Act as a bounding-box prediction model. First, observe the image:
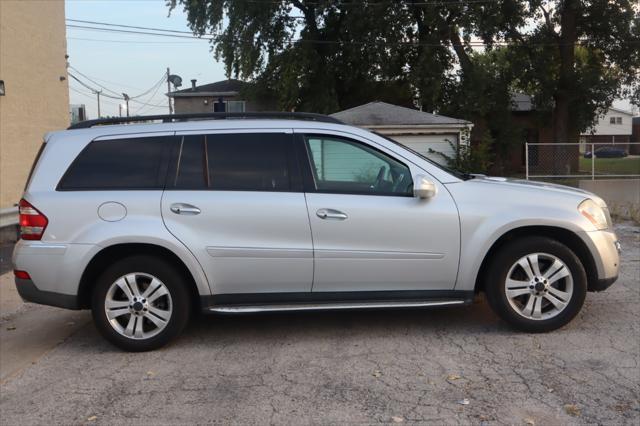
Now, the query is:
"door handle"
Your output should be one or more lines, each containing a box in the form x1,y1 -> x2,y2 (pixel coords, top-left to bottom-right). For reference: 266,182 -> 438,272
316,208 -> 348,220
170,203 -> 201,215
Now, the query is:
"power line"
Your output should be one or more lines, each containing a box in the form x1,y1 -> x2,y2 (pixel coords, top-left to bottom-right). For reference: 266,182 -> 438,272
179,0 -> 503,5
68,66 -> 167,100
133,80 -> 167,115
129,97 -> 171,109
68,36 -> 200,45
68,73 -> 123,99
67,24 -> 213,40
129,74 -> 167,100
69,66 -> 122,97
64,65 -> 146,90
69,86 -> 121,106
66,22 -> 640,47
67,18 -> 213,36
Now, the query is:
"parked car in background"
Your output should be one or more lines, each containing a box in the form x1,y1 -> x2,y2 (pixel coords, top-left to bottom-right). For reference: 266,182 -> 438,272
584,146 -> 628,158
13,113 -> 620,351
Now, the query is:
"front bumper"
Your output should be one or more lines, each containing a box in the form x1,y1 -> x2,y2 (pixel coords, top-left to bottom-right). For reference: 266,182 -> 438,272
590,275 -> 619,292
579,229 -> 621,292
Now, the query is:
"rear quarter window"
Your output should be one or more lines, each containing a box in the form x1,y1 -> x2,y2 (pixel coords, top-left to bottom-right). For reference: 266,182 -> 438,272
24,142 -> 46,190
57,136 -> 173,190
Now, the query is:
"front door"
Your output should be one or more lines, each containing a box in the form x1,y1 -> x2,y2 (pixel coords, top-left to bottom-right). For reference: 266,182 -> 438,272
297,132 -> 460,293
161,130 -> 313,295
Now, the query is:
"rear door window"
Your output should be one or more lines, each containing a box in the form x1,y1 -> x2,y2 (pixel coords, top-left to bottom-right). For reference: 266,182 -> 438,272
58,136 -> 173,190
169,133 -> 293,191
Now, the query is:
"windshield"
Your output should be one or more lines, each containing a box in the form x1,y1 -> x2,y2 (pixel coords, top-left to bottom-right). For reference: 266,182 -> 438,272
372,132 -> 472,181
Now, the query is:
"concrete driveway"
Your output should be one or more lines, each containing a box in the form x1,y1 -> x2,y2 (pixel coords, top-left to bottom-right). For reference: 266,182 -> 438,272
0,223 -> 638,425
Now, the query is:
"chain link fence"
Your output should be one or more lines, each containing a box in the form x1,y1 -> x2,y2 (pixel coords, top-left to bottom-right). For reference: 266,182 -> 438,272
525,142 -> 640,180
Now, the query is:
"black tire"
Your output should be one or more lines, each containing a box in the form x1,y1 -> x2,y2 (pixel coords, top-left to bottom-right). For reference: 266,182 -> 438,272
91,255 -> 191,351
484,236 -> 587,333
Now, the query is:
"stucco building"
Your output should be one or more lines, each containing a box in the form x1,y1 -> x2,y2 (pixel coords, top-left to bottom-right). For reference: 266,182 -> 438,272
167,79 -> 275,114
0,0 -> 70,218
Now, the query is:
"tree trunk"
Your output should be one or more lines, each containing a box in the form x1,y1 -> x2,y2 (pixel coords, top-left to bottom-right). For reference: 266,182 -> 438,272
552,0 -> 579,174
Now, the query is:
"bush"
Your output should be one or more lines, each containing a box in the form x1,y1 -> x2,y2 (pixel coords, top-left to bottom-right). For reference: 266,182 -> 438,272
428,132 -> 494,174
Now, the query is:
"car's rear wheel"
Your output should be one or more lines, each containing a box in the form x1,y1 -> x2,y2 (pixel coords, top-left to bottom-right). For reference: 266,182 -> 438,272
91,255 -> 190,351
485,237 -> 587,332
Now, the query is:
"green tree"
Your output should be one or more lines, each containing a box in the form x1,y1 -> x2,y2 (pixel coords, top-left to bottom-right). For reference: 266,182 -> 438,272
506,0 -> 639,141
169,0 -> 639,169
169,0 -> 415,112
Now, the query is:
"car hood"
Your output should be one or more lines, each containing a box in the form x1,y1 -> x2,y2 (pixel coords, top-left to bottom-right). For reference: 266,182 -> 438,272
451,175 -> 605,206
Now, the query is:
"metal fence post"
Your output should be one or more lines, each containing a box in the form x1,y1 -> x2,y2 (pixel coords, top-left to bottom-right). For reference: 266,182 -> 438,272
591,143 -> 595,180
525,142 -> 529,180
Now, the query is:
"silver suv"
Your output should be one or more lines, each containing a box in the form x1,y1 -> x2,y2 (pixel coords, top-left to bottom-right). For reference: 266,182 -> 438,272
13,113 -> 620,351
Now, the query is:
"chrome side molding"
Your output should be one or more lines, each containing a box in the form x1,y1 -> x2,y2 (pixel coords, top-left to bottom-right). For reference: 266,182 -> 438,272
208,299 -> 467,314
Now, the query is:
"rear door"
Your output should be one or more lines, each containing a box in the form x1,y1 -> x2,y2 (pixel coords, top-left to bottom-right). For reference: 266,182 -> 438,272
161,130 -> 314,295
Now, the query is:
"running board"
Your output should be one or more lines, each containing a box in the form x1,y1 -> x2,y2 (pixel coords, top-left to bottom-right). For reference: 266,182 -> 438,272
207,299 -> 467,314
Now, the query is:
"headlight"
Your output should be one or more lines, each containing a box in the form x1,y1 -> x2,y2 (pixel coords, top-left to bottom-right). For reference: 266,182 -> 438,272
578,199 -> 609,230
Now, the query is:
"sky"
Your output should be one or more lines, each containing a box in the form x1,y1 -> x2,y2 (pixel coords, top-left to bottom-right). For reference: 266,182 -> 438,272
66,0 -> 226,118
65,0 -> 635,119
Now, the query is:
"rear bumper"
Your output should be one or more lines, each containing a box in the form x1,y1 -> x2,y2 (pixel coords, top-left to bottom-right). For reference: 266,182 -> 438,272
15,277 -> 80,309
12,240 -> 98,306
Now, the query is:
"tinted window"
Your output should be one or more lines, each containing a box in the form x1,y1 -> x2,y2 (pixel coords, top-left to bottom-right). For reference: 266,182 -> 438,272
25,142 -> 46,190
304,135 -> 413,196
59,137 -> 172,190
173,136 -> 207,189
169,133 -> 291,191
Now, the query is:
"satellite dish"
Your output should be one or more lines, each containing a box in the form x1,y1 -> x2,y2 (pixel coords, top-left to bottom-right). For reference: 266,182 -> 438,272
168,74 -> 182,88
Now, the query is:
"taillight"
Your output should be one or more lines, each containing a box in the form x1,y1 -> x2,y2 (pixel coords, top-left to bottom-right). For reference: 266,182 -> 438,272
19,199 -> 48,240
14,270 -> 31,280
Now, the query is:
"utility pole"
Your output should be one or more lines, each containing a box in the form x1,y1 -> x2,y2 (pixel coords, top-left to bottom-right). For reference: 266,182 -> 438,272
122,93 -> 130,117
94,90 -> 102,118
167,67 -> 173,115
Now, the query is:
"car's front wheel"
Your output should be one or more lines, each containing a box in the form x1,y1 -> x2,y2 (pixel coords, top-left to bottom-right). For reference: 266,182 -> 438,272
485,237 -> 587,332
91,255 -> 191,351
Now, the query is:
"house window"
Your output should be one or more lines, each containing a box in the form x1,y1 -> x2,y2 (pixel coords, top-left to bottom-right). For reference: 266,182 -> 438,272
610,117 -> 616,124
225,100 -> 245,113
616,117 -> 622,124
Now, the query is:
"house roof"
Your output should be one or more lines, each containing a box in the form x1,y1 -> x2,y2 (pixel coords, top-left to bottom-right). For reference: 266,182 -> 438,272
168,79 -> 245,97
511,93 -> 533,111
330,101 -> 471,127
607,106 -> 634,116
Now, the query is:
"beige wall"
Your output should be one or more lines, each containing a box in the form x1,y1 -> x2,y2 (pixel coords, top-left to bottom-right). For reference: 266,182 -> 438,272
0,0 -> 69,209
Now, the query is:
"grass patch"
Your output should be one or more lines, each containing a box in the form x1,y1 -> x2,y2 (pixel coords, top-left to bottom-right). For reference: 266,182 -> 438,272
579,155 -> 640,175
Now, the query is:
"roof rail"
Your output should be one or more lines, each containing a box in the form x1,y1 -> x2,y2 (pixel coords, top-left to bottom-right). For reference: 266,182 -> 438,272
67,112 -> 343,130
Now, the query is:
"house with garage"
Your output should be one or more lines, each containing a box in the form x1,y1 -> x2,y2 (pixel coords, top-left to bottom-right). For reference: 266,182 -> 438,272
330,101 -> 473,165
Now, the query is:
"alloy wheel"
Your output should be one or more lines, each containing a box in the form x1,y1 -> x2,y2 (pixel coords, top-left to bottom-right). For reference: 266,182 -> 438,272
504,252 -> 574,321
104,272 -> 173,340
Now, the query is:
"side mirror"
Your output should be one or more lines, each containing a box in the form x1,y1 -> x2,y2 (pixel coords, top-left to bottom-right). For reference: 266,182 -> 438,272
413,175 -> 437,199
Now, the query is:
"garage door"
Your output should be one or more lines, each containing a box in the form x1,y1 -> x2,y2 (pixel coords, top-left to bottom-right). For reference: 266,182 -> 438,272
390,134 -> 459,166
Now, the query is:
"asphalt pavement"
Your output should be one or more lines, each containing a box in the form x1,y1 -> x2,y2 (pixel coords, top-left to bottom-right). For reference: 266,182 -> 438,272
0,223 -> 638,425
